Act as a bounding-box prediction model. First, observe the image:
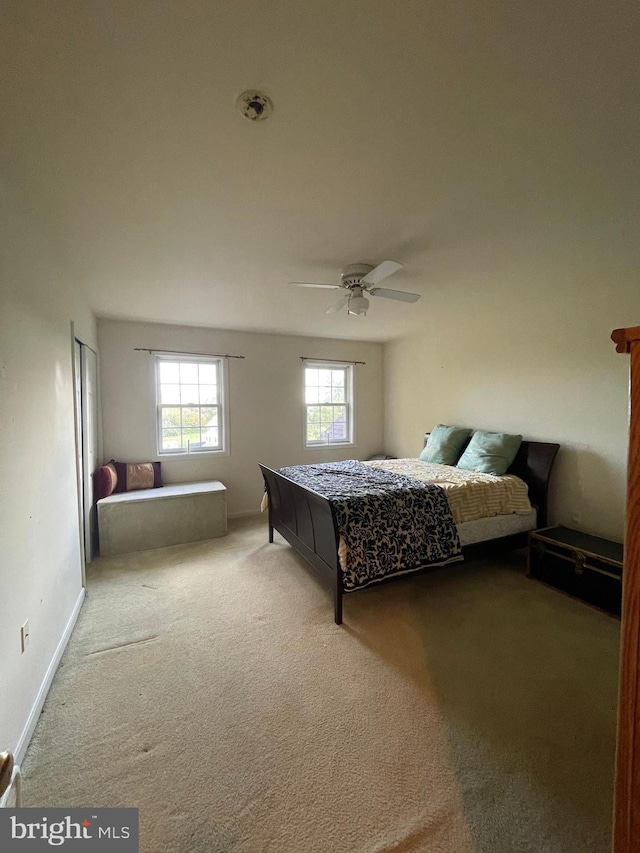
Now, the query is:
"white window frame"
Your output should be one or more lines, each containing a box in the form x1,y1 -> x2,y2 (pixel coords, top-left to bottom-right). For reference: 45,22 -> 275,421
153,353 -> 229,457
303,361 -> 354,449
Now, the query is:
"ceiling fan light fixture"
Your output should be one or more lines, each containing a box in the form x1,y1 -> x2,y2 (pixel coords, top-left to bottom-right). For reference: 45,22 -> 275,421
348,293 -> 369,316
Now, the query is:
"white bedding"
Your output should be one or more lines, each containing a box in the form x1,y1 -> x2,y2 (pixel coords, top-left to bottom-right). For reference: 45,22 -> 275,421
366,458 -> 533,524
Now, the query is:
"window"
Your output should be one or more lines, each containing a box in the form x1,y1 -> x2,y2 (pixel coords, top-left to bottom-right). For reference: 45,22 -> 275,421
154,354 -> 227,455
304,362 -> 353,447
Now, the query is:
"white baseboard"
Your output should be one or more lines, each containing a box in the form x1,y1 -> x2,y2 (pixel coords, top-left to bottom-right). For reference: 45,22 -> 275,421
14,588 -> 86,766
227,510 -> 264,520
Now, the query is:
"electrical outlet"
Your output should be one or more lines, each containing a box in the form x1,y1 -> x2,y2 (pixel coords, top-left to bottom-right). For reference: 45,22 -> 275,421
572,510 -> 582,525
20,620 -> 30,653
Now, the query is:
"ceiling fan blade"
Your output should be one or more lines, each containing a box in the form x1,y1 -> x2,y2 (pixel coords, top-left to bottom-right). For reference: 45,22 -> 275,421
369,287 -> 421,303
360,260 -> 403,286
326,294 -> 350,314
291,282 -> 341,289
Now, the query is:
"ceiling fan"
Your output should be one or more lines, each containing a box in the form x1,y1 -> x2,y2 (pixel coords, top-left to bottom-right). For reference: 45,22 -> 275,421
292,261 -> 421,316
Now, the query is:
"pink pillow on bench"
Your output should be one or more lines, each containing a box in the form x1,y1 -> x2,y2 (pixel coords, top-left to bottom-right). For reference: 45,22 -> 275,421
95,462 -> 118,499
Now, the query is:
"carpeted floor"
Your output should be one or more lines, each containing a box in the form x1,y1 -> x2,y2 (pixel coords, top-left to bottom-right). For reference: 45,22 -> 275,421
22,515 -> 619,852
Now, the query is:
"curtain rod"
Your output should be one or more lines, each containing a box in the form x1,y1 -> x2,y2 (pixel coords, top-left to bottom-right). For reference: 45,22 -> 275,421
134,348 -> 245,359
300,356 -> 366,365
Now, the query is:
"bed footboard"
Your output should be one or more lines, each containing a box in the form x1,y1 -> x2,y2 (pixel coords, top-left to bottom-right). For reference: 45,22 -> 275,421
259,465 -> 344,624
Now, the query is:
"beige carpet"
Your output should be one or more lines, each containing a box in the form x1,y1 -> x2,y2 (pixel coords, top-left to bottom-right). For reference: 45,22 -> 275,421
22,516 -> 619,852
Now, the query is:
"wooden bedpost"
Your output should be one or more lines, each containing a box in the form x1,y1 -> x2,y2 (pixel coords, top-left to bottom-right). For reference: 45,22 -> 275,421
611,325 -> 640,853
334,568 -> 343,625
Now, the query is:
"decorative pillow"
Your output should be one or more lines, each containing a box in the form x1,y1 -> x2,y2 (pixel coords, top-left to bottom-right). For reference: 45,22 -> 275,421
95,462 -> 118,500
419,424 -> 472,466
456,431 -> 522,476
111,460 -> 163,493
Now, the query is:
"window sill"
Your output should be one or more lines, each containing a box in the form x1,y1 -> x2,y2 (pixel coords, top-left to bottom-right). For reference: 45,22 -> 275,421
157,450 -> 229,459
304,443 -> 355,451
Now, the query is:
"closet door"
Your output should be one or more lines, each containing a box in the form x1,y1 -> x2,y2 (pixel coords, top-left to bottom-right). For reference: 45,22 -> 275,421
81,344 -> 98,562
74,339 -> 99,567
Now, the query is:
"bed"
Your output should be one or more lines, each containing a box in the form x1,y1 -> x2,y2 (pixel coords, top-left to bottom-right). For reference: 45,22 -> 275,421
259,434 -> 559,624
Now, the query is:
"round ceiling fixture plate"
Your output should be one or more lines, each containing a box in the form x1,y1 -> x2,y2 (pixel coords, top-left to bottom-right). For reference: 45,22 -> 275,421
341,264 -> 373,288
237,90 -> 274,121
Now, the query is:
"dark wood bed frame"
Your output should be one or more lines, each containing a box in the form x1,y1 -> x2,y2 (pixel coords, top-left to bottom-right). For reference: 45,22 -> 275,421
259,436 -> 560,624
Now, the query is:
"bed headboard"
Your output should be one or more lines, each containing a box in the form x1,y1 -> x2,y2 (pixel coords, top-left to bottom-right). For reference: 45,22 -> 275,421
423,433 -> 560,527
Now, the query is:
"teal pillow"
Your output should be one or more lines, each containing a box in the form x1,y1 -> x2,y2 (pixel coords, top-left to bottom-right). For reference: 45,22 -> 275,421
456,430 -> 522,476
419,424 -> 472,466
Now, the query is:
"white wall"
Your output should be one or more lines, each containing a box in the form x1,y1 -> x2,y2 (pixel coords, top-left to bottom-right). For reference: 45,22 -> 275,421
383,273 -> 636,542
0,179 -> 95,759
98,319 -> 384,516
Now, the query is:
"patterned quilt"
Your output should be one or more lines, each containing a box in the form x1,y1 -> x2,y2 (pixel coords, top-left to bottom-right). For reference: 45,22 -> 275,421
277,459 -> 462,591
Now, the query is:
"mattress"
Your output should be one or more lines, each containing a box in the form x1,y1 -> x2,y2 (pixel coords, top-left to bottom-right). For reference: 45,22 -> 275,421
457,509 -> 537,546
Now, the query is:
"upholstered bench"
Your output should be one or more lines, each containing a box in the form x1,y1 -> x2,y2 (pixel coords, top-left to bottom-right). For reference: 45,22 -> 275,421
97,480 -> 227,557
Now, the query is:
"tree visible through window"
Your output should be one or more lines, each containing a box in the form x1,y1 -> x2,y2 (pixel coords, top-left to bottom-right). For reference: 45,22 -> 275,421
304,362 -> 353,446
154,355 -> 226,454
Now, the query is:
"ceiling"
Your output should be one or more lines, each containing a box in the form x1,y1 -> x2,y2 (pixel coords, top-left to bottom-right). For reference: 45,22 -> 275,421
1,1 -> 637,341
